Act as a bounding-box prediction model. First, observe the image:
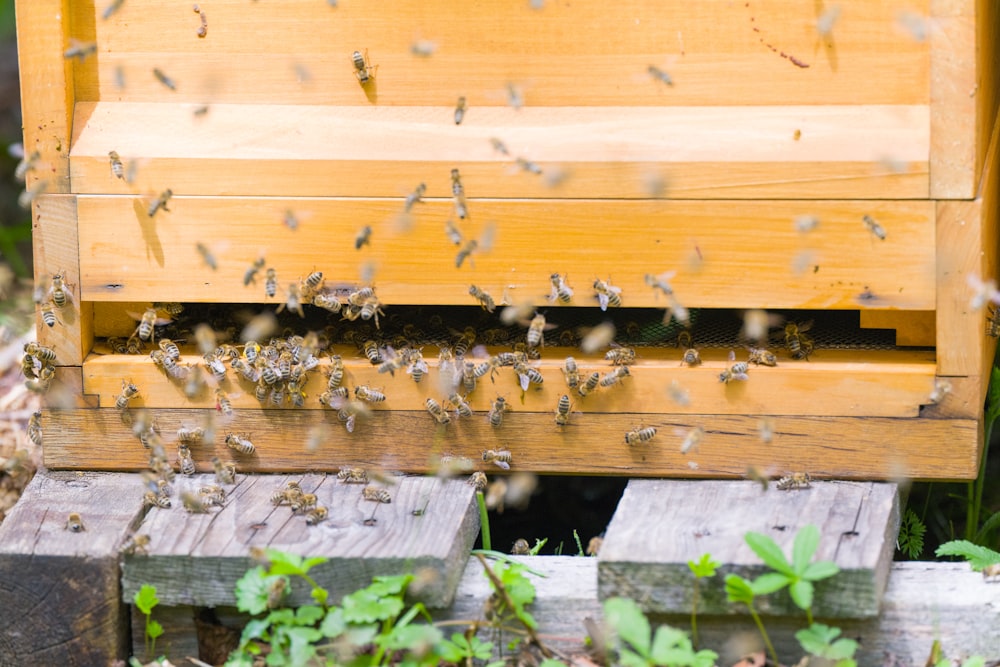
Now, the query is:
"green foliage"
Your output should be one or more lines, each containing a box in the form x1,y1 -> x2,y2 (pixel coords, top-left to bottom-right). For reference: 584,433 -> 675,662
530,537 -> 548,555
935,539 -> 1000,570
133,584 -> 163,659
603,597 -> 717,667
438,632 -> 495,662
795,623 -> 858,667
897,508 -> 927,559
489,559 -> 538,631
967,361 -> 1000,542
686,553 -> 720,579
743,525 -> 839,619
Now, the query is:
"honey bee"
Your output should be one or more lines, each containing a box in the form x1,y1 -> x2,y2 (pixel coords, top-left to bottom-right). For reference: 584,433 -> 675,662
488,396 -> 509,428
776,472 -> 812,491
404,182 -> 427,212
929,379 -> 952,405
107,152 -> 127,184
554,394 -> 572,426
362,340 -> 382,365
338,468 -> 368,484
448,393 -> 474,418
455,239 -> 478,268
276,282 -> 306,318
39,301 -> 57,328
21,354 -> 38,380
593,278 -> 623,310
407,349 -> 429,384
116,379 -> 140,411
27,410 -> 42,446
199,484 -> 226,507
265,268 -> 278,298
14,149 -> 40,181
987,305 -> 1000,337
863,214 -> 887,240
215,388 -> 234,417
355,385 -> 386,403
151,350 -> 189,380
152,68 -> 177,90
362,486 -> 392,504
511,538 -> 531,555
25,365 -> 55,394
158,338 -> 181,361
120,534 -> 151,555
605,345 -> 636,366
25,341 -> 57,364
577,371 -> 600,397
513,360 -> 544,391
469,285 -> 496,312
177,444 -> 196,475
515,156 -> 542,174
549,273 -> 574,304
562,356 -> 580,389
351,49 -> 377,84
195,242 -> 218,270
454,96 -> 467,125
180,491 -> 209,513
426,397 -> 451,425
745,466 -> 770,491
784,321 -> 814,360
271,480 -> 302,505
647,64 -> 673,86
64,39 -> 97,60
644,271 -> 676,297
719,350 -> 750,384
143,490 -> 171,509
451,168 -> 468,219
625,426 -> 657,445
526,313 -> 549,348
65,512 -> 86,532
212,456 -> 237,485
680,426 -> 704,454
600,365 -> 630,387
306,506 -> 328,525
747,347 -> 778,367
757,417 -> 775,444
147,189 -> 173,217
290,492 -> 318,513
468,471 -> 488,491
681,347 -> 702,366
225,433 -> 255,455
242,257 -> 266,287
483,449 -> 512,470
580,321 -> 616,354
133,308 -> 170,342
505,82 -> 524,110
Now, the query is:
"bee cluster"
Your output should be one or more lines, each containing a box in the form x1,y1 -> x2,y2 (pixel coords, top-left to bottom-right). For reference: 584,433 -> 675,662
22,342 -> 57,394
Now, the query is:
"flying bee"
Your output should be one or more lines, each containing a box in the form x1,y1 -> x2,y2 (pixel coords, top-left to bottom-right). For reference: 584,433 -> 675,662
776,472 -> 812,491
549,273 -> 574,304
120,534 -> 151,555
215,388 -> 234,417
488,396 -> 509,428
482,449 -> 512,470
526,313 -> 550,348
404,182 -> 427,212
147,189 -> 173,217
863,214 -> 887,240
351,49 -> 376,84
746,466 -> 771,491
625,426 -> 657,445
426,397 -> 451,425
406,349 -> 428,383
243,257 -> 266,286
25,365 -> 55,394
25,341 -> 57,364
39,301 -> 57,328
64,39 -> 97,60
680,426 -> 704,454
719,350 -> 750,384
577,371 -> 600,397
225,433 -> 255,455
447,393 -> 474,418
647,64 -> 673,86
784,321 -> 814,360
116,379 -> 140,411
454,96 -> 467,124
554,394 -> 572,426
27,410 -> 42,446
450,168 -> 468,219
306,506 -> 328,525
758,417 -> 775,444
354,385 -> 386,403
605,345 -> 636,366
987,305 -> 1000,337
152,67 -> 176,90
14,149 -> 40,181
212,456 -> 237,485
276,282 -> 306,318
469,285 -> 496,312
65,512 -> 86,532
468,471 -> 488,491
593,278 -> 623,310
338,468 -> 368,484
132,308 -> 170,342
600,365 -> 630,387
195,242 -> 217,270
644,271 -> 676,297
455,239 -> 478,268
177,444 -> 196,475
929,379 -> 952,405
265,268 -> 277,298
363,486 -> 392,503
562,356 -> 580,389
747,347 -> 778,367
180,491 -> 209,513
354,224 -> 372,250
445,218 -> 463,246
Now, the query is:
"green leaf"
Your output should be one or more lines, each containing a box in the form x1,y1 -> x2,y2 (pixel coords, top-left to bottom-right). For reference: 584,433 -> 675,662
802,560 -> 840,582
744,532 -> 793,575
687,553 -> 721,579
828,638 -> 860,660
318,607 -> 346,638
341,587 -> 404,623
603,597 -> 652,657
792,525 -> 820,573
724,574 -> 754,605
294,605 -> 324,625
283,626 -> 321,666
146,619 -> 164,640
935,540 -> 1000,570
796,622 -> 841,654
974,509 -> 1000,544
750,572 -> 790,596
648,624 -> 691,663
539,660 -> 570,667
239,618 -> 272,647
897,508 -> 927,559
788,579 -> 814,611
437,634 -> 471,662
961,657 -> 987,667
618,648 -> 651,667
234,567 -> 283,615
694,649 -> 722,667
133,584 -> 159,615
383,624 -> 443,655
368,574 -> 412,598
310,586 -> 328,607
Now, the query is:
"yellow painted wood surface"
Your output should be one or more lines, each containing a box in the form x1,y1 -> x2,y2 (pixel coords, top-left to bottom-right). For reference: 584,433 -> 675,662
68,102 -> 930,199
74,196 -> 937,309
81,346 -> 936,417
41,409 -> 978,480
859,311 -> 936,347
69,0 -> 928,107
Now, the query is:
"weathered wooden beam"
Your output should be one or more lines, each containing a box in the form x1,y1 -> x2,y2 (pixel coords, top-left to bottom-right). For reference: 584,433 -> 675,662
121,474 -> 479,609
599,480 -> 900,618
0,471 -> 145,666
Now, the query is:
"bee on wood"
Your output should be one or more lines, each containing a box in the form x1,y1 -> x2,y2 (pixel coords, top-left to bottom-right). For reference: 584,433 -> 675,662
513,360 -> 544,391
300,271 -> 324,299
338,468 -> 368,484
469,285 -> 496,312
562,356 -> 580,389
747,347 -> 778,367
863,214 -> 887,240
265,268 -> 277,298
215,388 -> 234,417
511,538 -> 531,555
225,433 -> 255,455
271,480 -> 302,505
549,273 -> 574,304
27,410 -> 42,446
362,340 -> 382,365
147,189 -> 173,217
928,379 -> 952,405
65,512 -> 86,532
526,313 -> 550,348
404,182 -> 427,213
120,534 -> 151,555
505,82 -> 524,110
625,425 -> 657,445
152,68 -> 176,90
605,345 -> 636,366
483,449 -> 512,470
680,426 -> 704,454
243,257 -> 265,286
426,397 -> 451,425
784,321 -> 814,360
468,471 -> 488,491
116,379 -> 140,412
108,150 -> 126,180
180,491 -> 209,513
355,385 -> 386,403
25,342 -> 57,364
306,506 -> 328,525
64,39 -> 97,60
25,365 -> 55,394
193,4 -> 207,37
132,307 -> 171,342
144,490 -> 171,509
600,365 -> 630,388
158,338 -> 181,361
454,96 -> 467,125
39,301 -> 57,328
647,64 -> 673,86
407,349 -> 429,384
212,456 -> 237,485
776,472 -> 812,490
488,396 -> 509,428
554,394 -> 572,426
719,350 -> 750,384
577,371 -> 600,397
177,444 -> 196,475
312,292 -> 342,313
680,346 -> 702,366
363,486 -> 392,503
199,484 -> 226,507
593,278 -> 622,310
987,305 -> 1000,337
290,492 -> 317,513
151,350 -> 189,380
447,393 -> 474,418
351,49 -> 376,84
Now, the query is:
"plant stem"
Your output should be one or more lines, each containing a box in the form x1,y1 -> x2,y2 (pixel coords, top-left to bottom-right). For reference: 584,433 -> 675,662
805,607 -> 814,627
474,553 -> 552,659
968,343 -> 999,542
748,606 -> 778,667
476,491 -> 491,552
690,579 -> 699,649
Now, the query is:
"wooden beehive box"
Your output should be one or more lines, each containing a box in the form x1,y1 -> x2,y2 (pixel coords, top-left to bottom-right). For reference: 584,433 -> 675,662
18,0 -> 1000,481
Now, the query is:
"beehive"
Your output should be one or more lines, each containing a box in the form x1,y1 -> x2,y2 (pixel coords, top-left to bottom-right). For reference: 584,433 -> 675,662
19,0 -> 1000,481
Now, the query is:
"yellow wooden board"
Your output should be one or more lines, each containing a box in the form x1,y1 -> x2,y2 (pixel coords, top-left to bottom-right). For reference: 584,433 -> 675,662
74,196 -> 937,309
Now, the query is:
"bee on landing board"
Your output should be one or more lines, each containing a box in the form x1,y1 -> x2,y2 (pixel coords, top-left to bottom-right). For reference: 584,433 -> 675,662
776,472 -> 812,491
351,49 -> 377,85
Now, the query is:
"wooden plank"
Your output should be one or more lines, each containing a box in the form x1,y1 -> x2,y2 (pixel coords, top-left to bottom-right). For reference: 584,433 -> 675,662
121,473 -> 479,608
73,196 -> 937,309
69,102 -> 929,199
14,0 -> 73,193
129,606 -> 201,666
32,195 -> 89,365
43,410 -> 979,480
72,0 -> 929,107
598,480 -> 899,618
0,471 -> 145,665
858,310 -> 935,346
47,366 -> 100,409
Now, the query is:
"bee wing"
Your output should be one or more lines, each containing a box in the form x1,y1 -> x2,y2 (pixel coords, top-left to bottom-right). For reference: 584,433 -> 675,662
493,460 -> 511,471
596,293 -> 609,311
798,320 -> 815,333
518,372 -> 530,392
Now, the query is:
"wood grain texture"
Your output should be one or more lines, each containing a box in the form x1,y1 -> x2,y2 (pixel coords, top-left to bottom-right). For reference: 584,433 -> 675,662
70,1 -> 928,107
80,346 -> 937,417
73,196 -> 937,309
121,474 -> 479,608
14,0 -> 73,193
68,102 -> 930,199
598,480 -> 899,618
32,195 -> 90,364
0,471 -> 144,666
42,409 -> 979,480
